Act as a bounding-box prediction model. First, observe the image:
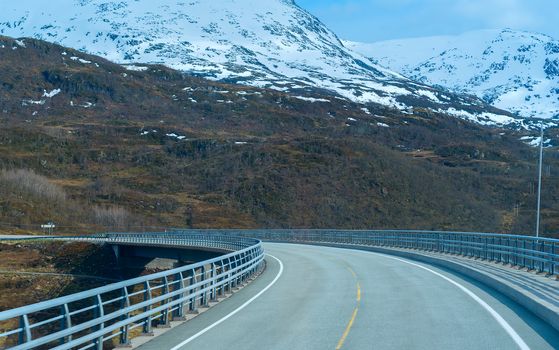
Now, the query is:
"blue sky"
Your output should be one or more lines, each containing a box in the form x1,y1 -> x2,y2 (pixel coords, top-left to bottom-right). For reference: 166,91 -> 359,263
296,0 -> 559,42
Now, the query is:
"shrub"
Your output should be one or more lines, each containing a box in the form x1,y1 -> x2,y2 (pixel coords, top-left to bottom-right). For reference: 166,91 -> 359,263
92,206 -> 131,229
0,169 -> 66,204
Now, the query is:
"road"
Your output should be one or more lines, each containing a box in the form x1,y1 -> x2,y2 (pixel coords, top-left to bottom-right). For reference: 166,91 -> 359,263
0,235 -> 47,240
138,243 -> 559,350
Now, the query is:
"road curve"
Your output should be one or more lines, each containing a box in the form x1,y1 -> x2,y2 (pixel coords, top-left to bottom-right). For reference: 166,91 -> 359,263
138,243 -> 559,350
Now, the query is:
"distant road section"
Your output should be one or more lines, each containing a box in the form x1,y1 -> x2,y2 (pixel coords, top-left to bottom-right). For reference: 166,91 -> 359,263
0,235 -> 47,240
137,243 -> 559,350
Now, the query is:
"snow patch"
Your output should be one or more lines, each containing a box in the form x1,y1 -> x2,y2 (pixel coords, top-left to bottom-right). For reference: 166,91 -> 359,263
43,89 -> 61,98
438,108 -> 519,127
166,133 -> 187,140
293,96 -> 330,103
124,65 -> 149,71
360,108 -> 371,115
520,136 -> 552,148
22,99 -> 45,106
416,89 -> 439,101
70,56 -> 92,64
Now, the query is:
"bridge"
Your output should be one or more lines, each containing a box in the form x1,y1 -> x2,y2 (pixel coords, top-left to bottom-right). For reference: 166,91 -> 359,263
0,230 -> 558,349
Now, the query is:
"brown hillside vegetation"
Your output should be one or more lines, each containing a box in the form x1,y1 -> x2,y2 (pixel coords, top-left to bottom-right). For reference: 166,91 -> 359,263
0,241 -> 118,311
0,36 -> 558,237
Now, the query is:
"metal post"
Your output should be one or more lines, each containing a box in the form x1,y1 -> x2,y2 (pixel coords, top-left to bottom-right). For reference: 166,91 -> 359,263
60,304 -> 72,345
160,277 -> 170,326
18,315 -> 31,345
210,263 -> 217,301
174,272 -> 185,320
95,295 -> 104,350
119,287 -> 131,346
188,269 -> 198,313
536,124 -> 544,238
143,281 -> 153,335
200,266 -> 207,306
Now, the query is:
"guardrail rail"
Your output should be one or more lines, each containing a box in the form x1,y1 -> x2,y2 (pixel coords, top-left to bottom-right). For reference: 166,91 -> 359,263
1,229 -> 557,350
167,229 -> 559,276
0,233 -> 264,350
230,229 -> 559,275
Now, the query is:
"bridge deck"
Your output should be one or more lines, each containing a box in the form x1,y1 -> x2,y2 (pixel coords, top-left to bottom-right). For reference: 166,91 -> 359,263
394,248 -> 559,309
136,243 -> 559,350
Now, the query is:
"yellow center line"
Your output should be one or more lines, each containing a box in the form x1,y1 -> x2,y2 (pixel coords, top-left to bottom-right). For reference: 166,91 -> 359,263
336,267 -> 362,349
336,307 -> 359,350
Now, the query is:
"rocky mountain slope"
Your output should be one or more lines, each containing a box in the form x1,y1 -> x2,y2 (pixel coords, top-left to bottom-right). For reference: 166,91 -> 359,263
0,0 -> 514,126
0,36 -> 558,236
345,29 -> 559,126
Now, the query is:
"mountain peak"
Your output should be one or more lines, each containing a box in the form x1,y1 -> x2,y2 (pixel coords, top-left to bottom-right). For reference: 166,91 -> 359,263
346,29 -> 559,124
1,1 -> 514,126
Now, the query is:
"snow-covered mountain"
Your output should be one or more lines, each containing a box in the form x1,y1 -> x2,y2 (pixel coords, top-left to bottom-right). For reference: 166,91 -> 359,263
0,0 -> 513,125
345,29 -> 559,123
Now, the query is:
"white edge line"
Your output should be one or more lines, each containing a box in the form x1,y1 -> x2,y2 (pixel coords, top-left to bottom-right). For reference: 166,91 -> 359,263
169,254 -> 284,350
361,251 -> 531,350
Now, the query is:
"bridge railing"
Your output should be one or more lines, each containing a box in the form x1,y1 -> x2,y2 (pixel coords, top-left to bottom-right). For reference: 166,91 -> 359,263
70,232 -> 259,251
0,233 -> 264,350
222,229 -> 558,276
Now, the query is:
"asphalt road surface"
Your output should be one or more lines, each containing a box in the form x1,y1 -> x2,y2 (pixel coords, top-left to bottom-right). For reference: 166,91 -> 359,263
137,243 -> 559,350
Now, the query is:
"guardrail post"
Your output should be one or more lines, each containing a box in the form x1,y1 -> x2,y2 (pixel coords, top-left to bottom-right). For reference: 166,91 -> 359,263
60,304 -> 72,345
173,272 -> 186,320
227,257 -> 234,292
142,281 -> 153,335
491,236 -> 495,261
218,261 -> 226,296
18,314 -> 32,345
239,252 -> 247,285
539,241 -> 545,273
200,266 -> 208,307
94,294 -> 104,350
484,236 -> 488,261
210,263 -> 217,301
522,240 -> 526,269
231,256 -> 239,290
187,269 -> 198,314
531,240 -> 537,270
119,287 -> 131,346
552,244 -> 557,276
160,276 -> 170,327
499,236 -> 504,262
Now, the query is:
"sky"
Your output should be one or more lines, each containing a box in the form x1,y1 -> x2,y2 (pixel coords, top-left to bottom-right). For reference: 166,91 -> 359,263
296,0 -> 559,42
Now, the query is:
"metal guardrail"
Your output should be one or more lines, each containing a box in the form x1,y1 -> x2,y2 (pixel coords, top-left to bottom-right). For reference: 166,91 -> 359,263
0,233 -> 264,350
158,229 -> 559,276
70,232 -> 259,251
0,229 -> 557,349
225,229 -> 559,276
